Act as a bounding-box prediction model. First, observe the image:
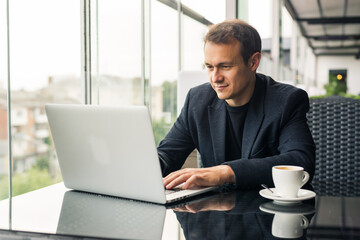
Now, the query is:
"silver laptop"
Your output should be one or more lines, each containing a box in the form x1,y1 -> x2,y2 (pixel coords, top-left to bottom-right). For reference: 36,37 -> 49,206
45,104 -> 216,204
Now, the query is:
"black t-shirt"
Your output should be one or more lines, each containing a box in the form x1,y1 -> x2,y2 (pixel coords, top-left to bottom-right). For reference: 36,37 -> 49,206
225,102 -> 249,161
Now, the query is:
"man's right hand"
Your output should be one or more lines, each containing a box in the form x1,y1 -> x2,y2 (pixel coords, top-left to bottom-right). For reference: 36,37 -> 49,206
163,165 -> 235,190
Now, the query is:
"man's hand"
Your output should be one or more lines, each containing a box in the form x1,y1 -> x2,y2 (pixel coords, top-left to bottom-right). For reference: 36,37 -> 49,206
163,165 -> 235,190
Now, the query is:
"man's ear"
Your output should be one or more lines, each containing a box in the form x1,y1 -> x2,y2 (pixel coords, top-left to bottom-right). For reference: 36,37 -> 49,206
248,52 -> 261,71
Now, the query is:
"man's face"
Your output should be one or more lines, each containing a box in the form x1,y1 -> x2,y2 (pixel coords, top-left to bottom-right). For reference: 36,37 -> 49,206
204,41 -> 257,107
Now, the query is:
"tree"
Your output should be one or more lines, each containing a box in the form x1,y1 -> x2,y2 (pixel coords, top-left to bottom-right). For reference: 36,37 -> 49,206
162,80 -> 177,120
152,118 -> 171,146
324,74 -> 347,95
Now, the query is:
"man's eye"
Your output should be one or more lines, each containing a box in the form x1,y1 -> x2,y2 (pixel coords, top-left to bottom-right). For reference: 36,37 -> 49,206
222,65 -> 231,69
206,66 -> 214,70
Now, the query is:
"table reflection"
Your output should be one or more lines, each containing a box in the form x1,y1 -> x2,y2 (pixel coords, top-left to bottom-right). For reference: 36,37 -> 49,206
260,202 -> 315,239
174,190 -> 315,240
56,190 -> 166,239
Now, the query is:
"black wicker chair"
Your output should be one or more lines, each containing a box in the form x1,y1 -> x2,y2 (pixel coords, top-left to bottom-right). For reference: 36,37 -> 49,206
307,96 -> 360,196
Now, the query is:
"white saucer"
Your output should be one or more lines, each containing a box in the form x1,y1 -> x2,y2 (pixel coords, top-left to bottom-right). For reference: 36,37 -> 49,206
259,188 -> 316,205
259,202 -> 315,215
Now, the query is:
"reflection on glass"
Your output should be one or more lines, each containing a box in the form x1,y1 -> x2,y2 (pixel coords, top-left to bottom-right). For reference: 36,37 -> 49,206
173,192 -> 235,213
91,0 -> 142,106
175,190 -> 316,239
175,190 -> 273,239
260,201 -> 315,239
57,190 -> 166,239
5,0 -> 81,198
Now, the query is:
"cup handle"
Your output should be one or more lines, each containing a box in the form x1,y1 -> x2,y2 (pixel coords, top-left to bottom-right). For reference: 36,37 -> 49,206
301,215 -> 309,229
300,171 -> 310,188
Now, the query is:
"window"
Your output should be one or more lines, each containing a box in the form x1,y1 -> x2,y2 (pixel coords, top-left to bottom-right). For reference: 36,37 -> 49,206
3,0 -> 81,198
183,15 -> 208,71
0,0 -> 9,205
150,0 -> 179,145
0,0 -> 221,201
91,0 -> 143,106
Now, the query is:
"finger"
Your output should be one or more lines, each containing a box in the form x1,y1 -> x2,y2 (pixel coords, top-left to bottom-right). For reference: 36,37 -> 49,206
163,170 -> 185,186
163,168 -> 195,186
184,172 -> 216,189
165,173 -> 191,189
163,171 -> 180,186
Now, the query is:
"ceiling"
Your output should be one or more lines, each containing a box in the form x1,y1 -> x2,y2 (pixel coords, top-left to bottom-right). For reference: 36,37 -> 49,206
284,0 -> 360,58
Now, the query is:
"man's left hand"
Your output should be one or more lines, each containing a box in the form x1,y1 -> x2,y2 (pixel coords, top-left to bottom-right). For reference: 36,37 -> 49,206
163,165 -> 235,190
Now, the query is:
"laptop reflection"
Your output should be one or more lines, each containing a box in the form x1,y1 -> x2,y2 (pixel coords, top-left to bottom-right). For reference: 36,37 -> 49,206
56,190 -> 166,239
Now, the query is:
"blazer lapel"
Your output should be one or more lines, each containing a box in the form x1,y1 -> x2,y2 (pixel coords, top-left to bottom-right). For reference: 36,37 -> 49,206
208,99 -> 227,165
242,76 -> 266,158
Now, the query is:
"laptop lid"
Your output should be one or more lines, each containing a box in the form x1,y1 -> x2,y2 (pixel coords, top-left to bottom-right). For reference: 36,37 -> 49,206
46,104 -> 167,204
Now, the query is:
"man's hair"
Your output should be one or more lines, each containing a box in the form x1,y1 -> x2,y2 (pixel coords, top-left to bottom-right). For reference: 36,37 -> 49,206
204,19 -> 262,64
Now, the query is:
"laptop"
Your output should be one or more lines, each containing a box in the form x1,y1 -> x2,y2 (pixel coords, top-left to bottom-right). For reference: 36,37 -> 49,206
45,104 -> 216,204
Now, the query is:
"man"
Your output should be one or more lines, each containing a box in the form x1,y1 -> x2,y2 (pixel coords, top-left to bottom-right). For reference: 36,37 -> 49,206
158,19 -> 315,190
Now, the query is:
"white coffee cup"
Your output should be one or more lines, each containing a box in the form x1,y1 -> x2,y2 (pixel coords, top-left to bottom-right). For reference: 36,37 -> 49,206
272,213 -> 309,239
272,165 -> 309,198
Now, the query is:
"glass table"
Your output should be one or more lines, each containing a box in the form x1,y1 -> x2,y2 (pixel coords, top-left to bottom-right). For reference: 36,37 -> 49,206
0,182 -> 359,239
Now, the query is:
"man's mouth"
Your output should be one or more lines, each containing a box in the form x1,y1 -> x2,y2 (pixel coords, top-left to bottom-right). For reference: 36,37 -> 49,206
214,85 -> 228,90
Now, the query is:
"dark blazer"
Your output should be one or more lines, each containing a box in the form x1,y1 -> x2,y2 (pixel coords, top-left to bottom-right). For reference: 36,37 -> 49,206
158,73 -> 315,189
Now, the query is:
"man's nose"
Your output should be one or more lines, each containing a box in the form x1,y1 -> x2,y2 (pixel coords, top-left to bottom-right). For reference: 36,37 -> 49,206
212,68 -> 223,82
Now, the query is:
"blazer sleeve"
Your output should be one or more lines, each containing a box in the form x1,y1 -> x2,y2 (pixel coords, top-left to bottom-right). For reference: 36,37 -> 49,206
224,89 -> 316,189
157,89 -> 196,176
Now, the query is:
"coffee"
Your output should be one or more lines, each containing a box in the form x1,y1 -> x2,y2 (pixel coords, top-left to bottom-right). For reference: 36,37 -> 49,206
274,166 -> 295,170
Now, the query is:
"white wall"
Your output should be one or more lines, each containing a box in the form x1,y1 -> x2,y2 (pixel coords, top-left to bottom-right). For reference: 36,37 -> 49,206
316,56 -> 360,96
303,46 -> 316,87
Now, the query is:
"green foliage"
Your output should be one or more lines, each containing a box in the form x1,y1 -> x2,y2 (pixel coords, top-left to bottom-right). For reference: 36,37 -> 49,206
151,79 -> 178,146
340,93 -> 360,99
44,137 -> 51,146
11,167 -> 61,198
0,159 -> 62,200
35,156 -> 50,171
324,74 -> 347,95
0,175 -> 9,200
310,93 -> 360,99
162,80 -> 177,120
152,118 -> 172,146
